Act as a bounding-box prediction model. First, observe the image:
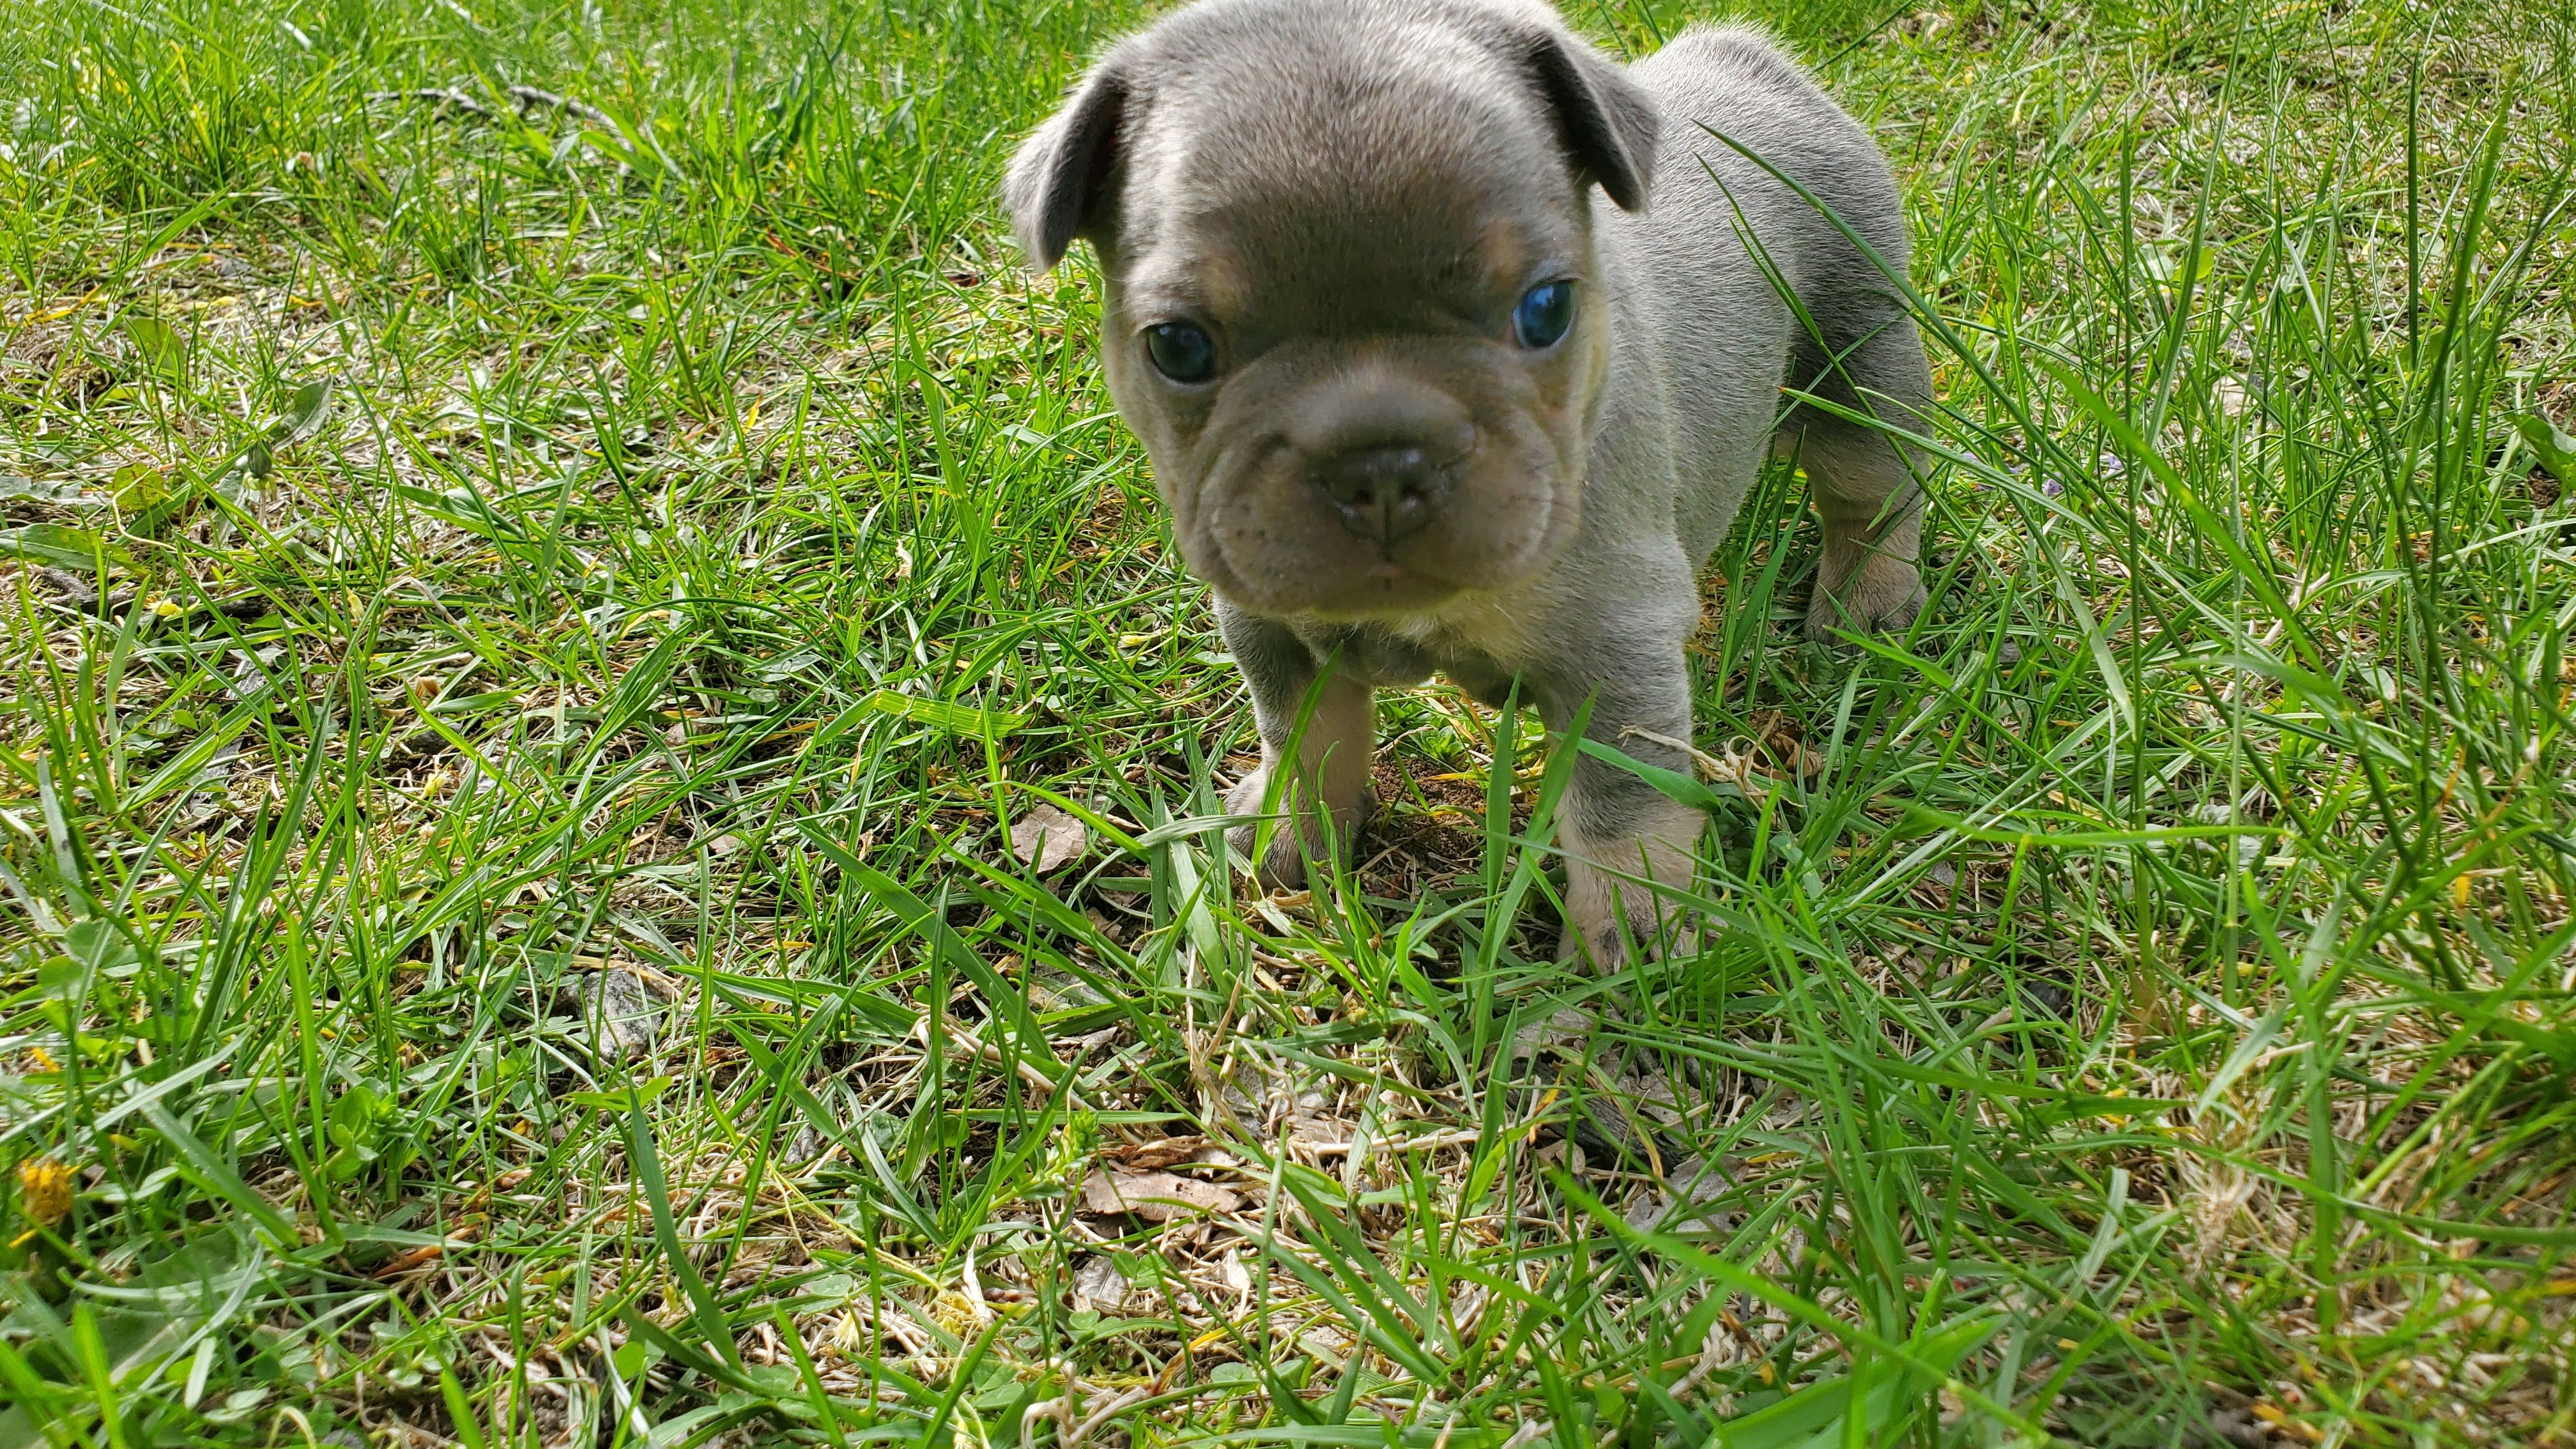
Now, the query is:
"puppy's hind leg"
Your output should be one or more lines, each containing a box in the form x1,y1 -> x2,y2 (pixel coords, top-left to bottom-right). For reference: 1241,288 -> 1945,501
1782,326 -> 1934,640
1216,601 -> 1374,889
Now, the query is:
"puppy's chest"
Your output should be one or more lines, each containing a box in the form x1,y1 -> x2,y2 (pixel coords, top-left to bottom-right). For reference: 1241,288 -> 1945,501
1303,611 -> 1526,707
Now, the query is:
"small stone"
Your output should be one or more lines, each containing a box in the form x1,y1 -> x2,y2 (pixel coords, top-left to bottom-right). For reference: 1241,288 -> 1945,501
1620,1156 -> 1736,1236
36,568 -> 97,606
2200,1409 -> 2267,1449
1510,1007 -> 1597,1059
579,969 -> 661,1061
1070,1255 -> 1135,1314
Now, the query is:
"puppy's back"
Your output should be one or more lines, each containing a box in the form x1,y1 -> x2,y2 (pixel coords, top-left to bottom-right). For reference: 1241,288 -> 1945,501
1628,27 -> 1911,298
1594,29 -> 1920,562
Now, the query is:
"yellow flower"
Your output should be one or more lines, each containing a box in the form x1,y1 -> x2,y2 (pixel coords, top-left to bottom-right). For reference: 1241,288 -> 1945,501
18,1157 -> 73,1228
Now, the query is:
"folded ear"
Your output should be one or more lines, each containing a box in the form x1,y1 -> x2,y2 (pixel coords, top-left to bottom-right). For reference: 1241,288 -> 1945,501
1004,54 -> 1133,270
1524,29 -> 1659,212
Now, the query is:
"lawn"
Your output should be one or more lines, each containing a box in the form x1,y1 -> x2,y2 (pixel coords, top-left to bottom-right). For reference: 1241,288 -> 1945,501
1,0 -> 2572,1442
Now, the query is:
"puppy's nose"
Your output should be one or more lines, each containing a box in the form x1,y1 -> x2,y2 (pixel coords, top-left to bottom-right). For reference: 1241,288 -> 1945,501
1312,445 -> 1449,543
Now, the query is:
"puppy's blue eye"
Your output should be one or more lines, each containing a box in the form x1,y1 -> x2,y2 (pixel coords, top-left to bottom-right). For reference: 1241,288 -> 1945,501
1512,280 -> 1575,349
1145,322 -> 1217,383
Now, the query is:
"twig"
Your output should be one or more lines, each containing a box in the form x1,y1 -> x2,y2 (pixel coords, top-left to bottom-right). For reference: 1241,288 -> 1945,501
364,84 -> 617,130
365,87 -> 493,120
1022,1395 -> 1073,1449
1621,724 -> 1779,802
1064,1386 -> 1151,1449
506,84 -> 615,126
1669,1321 -> 1729,1402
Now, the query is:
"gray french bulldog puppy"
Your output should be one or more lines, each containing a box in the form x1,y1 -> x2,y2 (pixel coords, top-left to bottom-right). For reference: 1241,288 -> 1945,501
1006,0 -> 1931,962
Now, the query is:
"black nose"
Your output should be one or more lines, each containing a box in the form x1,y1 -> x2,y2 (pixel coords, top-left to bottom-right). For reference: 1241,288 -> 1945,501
1312,445 -> 1449,543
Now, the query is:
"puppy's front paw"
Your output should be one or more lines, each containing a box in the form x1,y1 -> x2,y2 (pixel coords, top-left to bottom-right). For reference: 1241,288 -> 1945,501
1224,767 -> 1305,889
1805,555 -> 1925,641
1558,906 -> 1700,968
1224,765 -> 1366,889
1558,829 -> 1701,969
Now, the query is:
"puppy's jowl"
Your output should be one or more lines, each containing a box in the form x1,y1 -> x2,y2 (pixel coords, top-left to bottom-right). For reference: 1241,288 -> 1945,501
1009,0 -> 1931,962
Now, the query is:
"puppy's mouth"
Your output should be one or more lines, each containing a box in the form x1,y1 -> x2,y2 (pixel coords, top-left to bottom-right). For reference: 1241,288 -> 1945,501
1192,476 -> 1561,620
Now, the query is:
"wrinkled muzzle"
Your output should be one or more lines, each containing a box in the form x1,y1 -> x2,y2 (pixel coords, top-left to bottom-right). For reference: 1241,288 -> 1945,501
1161,341 -> 1580,618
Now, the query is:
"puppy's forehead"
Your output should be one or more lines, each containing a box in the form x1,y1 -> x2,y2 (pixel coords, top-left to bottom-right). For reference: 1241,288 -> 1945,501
1126,190 -> 1557,331
1115,22 -> 1584,328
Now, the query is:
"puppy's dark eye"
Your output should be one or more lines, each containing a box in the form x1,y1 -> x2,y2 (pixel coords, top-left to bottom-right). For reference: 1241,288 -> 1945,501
1144,322 -> 1217,383
1512,280 -> 1575,349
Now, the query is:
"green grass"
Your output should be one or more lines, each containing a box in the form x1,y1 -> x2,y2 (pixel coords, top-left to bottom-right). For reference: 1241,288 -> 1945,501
1,0 -> 2572,1442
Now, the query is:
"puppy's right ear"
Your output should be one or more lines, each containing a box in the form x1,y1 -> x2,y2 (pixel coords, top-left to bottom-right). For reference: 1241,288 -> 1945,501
1005,56 -> 1132,271
1523,29 -> 1660,212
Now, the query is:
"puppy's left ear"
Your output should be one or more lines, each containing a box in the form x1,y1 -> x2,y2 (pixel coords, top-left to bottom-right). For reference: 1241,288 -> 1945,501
1524,31 -> 1660,211
1006,53 -> 1133,270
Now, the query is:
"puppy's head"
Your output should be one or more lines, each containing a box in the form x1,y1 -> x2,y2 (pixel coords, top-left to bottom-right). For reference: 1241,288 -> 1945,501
1007,0 -> 1658,620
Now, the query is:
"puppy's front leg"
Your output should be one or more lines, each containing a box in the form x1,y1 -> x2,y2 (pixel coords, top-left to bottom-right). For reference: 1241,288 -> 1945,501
1535,635 -> 1706,966
1217,601 -> 1373,888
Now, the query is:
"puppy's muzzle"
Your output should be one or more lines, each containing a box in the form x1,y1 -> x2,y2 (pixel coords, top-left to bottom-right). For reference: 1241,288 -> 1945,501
1312,445 -> 1452,543
1287,371 -> 1476,549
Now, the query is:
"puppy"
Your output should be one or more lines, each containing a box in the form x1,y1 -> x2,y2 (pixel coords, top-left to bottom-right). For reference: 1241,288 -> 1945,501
1007,0 -> 1931,962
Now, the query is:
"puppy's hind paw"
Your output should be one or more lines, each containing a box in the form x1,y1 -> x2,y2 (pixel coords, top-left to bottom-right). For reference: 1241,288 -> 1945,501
1804,565 -> 1926,643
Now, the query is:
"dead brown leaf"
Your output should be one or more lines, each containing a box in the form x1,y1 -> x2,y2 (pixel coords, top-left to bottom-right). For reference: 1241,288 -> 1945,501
1010,804 -> 1087,873
1082,1168 -> 1239,1222
1110,1135 -> 1212,1170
